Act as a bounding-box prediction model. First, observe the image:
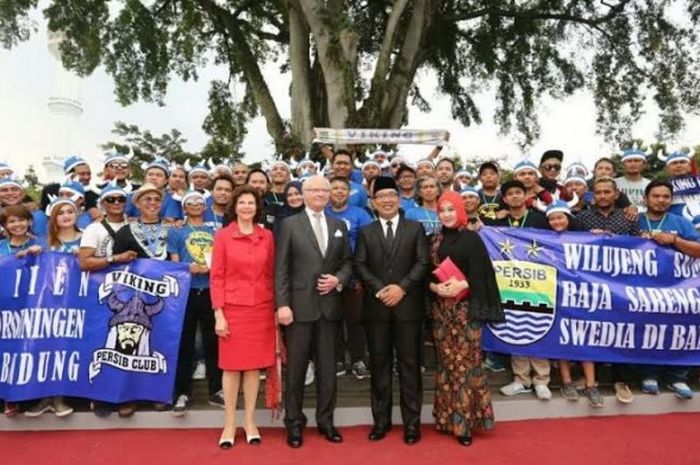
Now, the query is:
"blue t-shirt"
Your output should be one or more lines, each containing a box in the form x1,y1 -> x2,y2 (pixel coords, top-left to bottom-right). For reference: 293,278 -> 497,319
638,212 -> 700,242
38,236 -> 82,253
32,210 -> 48,237
405,206 -> 440,236
348,180 -> 368,210
350,169 -> 363,185
325,205 -> 373,251
0,237 -> 38,256
77,211 -> 92,230
202,206 -> 225,231
400,195 -> 419,212
163,199 -> 184,220
167,224 -> 215,289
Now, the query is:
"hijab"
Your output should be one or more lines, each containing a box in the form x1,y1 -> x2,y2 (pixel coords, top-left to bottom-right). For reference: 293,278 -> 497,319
437,191 -> 468,229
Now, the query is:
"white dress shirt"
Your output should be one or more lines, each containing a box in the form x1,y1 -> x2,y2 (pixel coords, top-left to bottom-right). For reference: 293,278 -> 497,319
305,207 -> 328,249
379,214 -> 400,238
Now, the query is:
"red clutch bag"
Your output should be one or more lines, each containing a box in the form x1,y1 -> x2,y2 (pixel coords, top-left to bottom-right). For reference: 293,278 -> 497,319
432,257 -> 470,302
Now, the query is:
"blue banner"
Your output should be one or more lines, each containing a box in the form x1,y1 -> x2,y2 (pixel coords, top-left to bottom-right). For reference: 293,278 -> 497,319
669,175 -> 700,223
0,253 -> 191,403
480,227 -> 700,365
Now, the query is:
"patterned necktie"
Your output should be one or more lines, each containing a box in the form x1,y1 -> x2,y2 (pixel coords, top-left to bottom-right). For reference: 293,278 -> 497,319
385,220 -> 394,247
312,212 -> 326,255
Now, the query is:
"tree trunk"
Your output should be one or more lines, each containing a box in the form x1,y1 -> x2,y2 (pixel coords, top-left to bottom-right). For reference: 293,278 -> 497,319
289,1 -> 314,146
197,0 -> 287,148
380,0 -> 435,128
296,0 -> 355,129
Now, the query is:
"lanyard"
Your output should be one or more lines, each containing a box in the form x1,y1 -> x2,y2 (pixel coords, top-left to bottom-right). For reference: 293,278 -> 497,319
481,192 -> 498,204
508,211 -> 529,228
644,213 -> 667,232
6,239 -> 29,255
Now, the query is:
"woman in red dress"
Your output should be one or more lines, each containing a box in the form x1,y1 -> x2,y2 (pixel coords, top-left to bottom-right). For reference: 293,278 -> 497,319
211,185 -> 276,448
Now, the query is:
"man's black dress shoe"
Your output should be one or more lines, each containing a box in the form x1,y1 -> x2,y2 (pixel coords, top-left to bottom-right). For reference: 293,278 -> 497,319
368,426 -> 389,441
287,426 -> 303,448
457,434 -> 472,446
318,426 -> 343,443
403,429 -> 421,445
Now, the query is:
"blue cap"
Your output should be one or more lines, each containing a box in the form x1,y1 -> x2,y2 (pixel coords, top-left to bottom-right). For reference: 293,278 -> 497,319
143,157 -> 171,176
620,148 -> 647,162
104,147 -> 133,166
0,176 -> 23,189
658,149 -> 691,166
46,197 -> 77,216
0,161 -> 14,174
98,181 -> 127,201
513,159 -> 540,176
459,186 -> 480,198
181,189 -> 206,206
63,155 -> 88,174
58,179 -> 85,200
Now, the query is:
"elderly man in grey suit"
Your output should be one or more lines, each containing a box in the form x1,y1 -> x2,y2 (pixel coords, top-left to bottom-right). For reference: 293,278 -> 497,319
275,175 -> 353,448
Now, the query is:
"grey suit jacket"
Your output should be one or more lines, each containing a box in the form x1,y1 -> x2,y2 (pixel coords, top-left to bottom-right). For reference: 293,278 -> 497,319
275,211 -> 353,322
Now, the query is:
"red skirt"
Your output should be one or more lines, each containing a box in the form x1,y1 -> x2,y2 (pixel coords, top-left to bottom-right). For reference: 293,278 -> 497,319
218,302 -> 276,371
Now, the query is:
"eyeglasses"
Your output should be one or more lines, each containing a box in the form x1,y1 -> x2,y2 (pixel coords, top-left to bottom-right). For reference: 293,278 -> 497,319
542,163 -> 561,171
185,201 -> 205,207
103,196 -> 126,204
374,192 -> 398,200
108,162 -> 130,170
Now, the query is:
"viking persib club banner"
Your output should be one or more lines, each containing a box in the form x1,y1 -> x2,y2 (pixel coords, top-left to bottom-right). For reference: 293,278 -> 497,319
480,227 -> 700,365
0,253 -> 191,403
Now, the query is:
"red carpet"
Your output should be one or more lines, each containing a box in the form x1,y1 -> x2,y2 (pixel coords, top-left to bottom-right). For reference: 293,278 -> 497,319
3,414 -> 700,465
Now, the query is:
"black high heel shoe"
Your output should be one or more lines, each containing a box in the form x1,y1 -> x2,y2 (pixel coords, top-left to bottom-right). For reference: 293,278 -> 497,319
246,429 -> 262,445
457,434 -> 472,446
219,431 -> 235,449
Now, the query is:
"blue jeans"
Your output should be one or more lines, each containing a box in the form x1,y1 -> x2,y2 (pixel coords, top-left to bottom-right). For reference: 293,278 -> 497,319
640,365 -> 689,384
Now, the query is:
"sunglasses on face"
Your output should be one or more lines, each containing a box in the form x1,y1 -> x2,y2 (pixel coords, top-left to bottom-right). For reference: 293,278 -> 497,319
109,163 -> 130,170
103,196 -> 126,204
542,164 -> 561,171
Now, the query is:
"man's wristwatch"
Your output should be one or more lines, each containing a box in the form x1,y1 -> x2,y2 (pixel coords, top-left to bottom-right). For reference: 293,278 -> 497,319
106,255 -> 115,264
336,283 -> 344,292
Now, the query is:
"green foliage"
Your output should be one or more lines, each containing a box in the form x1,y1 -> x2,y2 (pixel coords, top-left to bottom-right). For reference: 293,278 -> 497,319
200,79 -> 252,162
101,121 -> 203,182
3,1 -> 699,151
22,164 -> 40,189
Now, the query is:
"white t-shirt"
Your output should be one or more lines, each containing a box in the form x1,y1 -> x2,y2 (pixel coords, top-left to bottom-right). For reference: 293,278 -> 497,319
79,220 -> 127,257
614,176 -> 650,209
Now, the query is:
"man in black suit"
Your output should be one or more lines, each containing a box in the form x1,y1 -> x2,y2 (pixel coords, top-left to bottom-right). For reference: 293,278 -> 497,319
354,176 -> 431,445
275,175 -> 353,448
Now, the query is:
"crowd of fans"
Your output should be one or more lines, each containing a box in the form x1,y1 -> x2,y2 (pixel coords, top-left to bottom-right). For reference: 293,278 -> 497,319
0,141 -> 698,448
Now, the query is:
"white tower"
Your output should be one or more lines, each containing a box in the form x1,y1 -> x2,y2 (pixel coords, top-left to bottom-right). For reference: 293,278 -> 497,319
42,30 -> 84,183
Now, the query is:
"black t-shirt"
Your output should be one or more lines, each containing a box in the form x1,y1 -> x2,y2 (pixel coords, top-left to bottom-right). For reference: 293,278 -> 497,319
112,221 -> 169,260
491,209 -> 549,229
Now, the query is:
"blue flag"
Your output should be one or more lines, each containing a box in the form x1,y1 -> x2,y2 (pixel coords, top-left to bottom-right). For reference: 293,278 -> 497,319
0,253 -> 191,403
479,227 -> 700,365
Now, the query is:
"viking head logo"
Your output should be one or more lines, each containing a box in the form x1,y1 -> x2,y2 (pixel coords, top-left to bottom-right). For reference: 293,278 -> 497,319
106,294 -> 164,355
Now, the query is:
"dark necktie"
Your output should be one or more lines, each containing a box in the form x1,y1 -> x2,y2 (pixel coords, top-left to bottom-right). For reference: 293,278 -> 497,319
385,220 -> 394,247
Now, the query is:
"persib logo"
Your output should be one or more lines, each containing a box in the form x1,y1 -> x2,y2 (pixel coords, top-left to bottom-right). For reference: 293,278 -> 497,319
488,260 -> 557,345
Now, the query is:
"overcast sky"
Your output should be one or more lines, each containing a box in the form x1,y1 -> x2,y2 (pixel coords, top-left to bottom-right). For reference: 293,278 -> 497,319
1,12 -> 699,181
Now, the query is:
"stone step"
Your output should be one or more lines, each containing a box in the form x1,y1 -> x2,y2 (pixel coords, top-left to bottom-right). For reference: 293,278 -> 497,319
2,391 -> 698,431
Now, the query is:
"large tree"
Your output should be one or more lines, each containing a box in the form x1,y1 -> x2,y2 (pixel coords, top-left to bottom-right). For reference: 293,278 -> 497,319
3,1 -> 699,154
